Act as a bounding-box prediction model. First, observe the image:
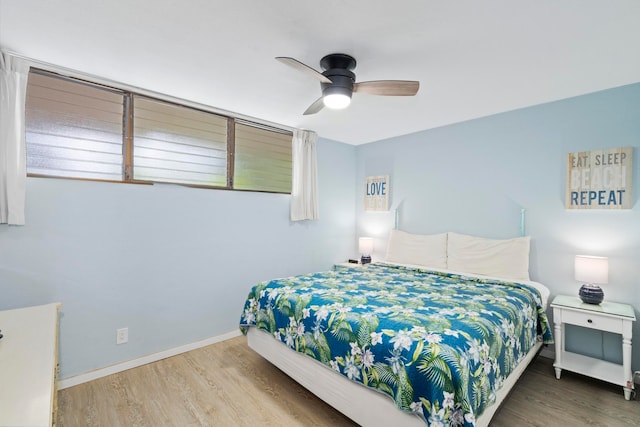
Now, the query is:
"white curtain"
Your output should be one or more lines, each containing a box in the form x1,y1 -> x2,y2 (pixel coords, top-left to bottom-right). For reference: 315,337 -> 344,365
0,52 -> 29,225
290,129 -> 319,221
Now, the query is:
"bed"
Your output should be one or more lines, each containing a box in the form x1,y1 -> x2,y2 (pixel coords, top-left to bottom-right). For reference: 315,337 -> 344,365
239,231 -> 553,427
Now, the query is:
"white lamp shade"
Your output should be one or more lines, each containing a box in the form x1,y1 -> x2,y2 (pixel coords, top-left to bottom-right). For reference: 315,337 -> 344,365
323,93 -> 351,109
359,237 -> 374,256
574,255 -> 608,284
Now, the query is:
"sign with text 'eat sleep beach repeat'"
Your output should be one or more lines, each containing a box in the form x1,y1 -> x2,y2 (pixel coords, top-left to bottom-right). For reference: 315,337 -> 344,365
566,146 -> 633,209
364,175 -> 389,211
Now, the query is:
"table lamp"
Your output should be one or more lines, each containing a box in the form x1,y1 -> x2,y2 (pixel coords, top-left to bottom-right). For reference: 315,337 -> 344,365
575,255 -> 608,304
359,237 -> 373,264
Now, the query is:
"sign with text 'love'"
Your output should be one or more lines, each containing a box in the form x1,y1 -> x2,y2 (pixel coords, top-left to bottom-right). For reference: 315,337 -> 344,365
566,146 -> 633,209
364,175 -> 389,211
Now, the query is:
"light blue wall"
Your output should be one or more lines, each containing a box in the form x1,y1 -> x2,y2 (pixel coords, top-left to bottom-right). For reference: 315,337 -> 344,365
356,83 -> 640,369
3,83 -> 639,379
0,137 -> 356,379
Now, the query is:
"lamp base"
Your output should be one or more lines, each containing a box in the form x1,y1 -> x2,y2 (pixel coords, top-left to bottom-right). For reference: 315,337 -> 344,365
579,284 -> 604,305
360,255 -> 371,265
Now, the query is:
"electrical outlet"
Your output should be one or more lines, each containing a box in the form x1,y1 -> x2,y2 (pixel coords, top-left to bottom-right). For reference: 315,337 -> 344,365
116,327 -> 128,345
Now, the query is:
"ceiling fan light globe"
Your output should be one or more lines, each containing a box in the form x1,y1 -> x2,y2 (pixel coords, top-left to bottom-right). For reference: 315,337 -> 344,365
323,93 -> 351,109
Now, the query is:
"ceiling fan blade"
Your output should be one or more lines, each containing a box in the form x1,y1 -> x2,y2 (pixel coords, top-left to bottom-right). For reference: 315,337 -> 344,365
303,97 -> 325,115
353,80 -> 420,96
276,57 -> 333,84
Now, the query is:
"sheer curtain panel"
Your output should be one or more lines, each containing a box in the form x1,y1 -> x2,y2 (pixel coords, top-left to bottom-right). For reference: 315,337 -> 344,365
0,52 -> 29,225
290,129 -> 319,221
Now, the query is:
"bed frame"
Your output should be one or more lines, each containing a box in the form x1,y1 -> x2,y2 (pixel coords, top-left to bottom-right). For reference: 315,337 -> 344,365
247,327 -> 543,427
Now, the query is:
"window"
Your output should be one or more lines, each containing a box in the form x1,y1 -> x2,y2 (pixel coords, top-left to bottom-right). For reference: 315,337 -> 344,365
25,72 -> 125,181
133,96 -> 228,187
25,69 -> 292,193
234,122 -> 292,193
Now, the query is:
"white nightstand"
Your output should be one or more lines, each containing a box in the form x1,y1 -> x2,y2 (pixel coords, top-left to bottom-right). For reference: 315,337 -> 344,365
551,295 -> 636,400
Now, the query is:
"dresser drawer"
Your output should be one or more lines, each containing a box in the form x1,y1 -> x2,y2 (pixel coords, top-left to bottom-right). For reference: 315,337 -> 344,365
561,309 -> 623,333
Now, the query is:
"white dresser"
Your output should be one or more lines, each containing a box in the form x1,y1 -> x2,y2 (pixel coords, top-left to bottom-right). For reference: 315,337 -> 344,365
0,303 -> 61,426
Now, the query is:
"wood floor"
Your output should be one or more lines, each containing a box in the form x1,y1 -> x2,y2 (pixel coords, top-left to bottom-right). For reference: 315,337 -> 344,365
58,336 -> 640,427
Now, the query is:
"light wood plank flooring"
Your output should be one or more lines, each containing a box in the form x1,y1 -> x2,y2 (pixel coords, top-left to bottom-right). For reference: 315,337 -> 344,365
58,336 -> 640,426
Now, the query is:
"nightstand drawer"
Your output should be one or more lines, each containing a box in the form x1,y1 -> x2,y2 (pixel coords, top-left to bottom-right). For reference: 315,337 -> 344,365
561,309 -> 623,333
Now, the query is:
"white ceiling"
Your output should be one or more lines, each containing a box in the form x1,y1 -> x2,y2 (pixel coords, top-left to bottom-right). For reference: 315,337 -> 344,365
1,0 -> 639,145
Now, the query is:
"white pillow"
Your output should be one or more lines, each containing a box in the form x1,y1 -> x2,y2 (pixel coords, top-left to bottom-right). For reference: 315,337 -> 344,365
385,230 -> 447,269
447,232 -> 531,281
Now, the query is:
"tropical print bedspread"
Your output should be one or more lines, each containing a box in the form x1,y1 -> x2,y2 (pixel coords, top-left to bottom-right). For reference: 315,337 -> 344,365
239,263 -> 553,426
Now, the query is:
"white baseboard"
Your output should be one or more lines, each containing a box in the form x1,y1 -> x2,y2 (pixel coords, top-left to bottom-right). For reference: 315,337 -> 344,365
58,329 -> 242,390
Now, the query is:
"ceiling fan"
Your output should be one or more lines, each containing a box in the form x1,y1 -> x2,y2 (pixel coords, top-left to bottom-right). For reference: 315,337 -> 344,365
276,53 -> 420,115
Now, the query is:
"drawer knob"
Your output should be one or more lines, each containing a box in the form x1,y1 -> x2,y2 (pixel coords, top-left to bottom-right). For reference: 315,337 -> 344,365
587,319 -> 593,324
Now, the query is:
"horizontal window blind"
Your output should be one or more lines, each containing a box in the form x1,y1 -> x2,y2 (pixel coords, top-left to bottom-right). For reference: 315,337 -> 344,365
25,72 -> 125,180
133,97 -> 228,186
234,123 -> 292,193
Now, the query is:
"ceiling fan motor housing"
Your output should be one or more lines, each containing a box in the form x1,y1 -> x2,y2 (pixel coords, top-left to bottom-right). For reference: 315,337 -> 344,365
320,53 -> 356,97
321,71 -> 355,97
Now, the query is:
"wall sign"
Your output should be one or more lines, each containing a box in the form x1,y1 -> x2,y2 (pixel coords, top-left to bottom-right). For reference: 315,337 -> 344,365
364,175 -> 389,211
566,146 -> 633,209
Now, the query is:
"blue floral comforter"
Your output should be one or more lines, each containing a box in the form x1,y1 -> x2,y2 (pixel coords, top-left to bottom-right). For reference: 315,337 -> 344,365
239,263 -> 553,426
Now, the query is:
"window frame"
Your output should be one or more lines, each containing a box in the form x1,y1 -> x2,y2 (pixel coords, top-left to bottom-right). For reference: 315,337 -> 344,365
25,68 -> 293,194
